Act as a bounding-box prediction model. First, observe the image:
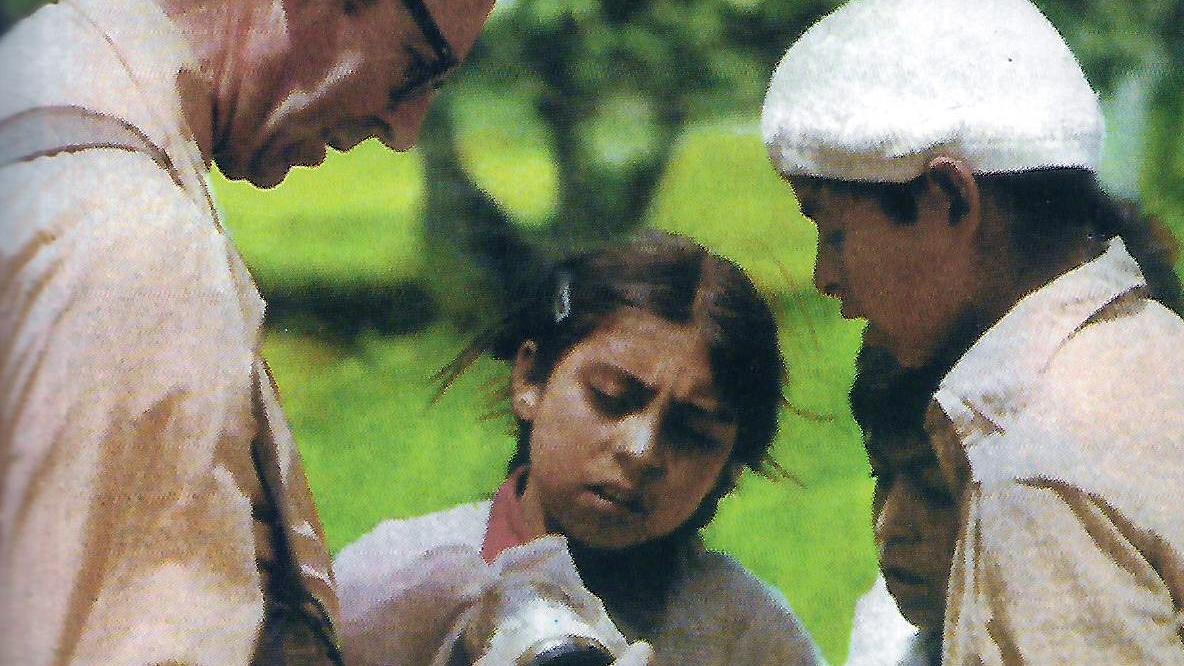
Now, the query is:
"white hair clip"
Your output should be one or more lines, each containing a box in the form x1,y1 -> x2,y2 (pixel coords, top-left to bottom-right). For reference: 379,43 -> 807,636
554,272 -> 572,324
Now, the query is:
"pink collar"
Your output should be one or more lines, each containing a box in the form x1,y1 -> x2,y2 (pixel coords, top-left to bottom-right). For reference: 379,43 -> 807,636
481,467 -> 537,562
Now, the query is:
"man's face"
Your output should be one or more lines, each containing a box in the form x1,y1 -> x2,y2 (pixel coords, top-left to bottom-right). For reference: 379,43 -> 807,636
216,0 -> 495,188
870,433 -> 959,630
789,177 -> 976,368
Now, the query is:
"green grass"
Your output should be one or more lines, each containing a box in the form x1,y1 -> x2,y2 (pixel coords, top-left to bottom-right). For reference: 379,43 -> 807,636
451,87 -> 560,229
211,140 -> 426,291
263,327 -> 517,549
647,120 -> 818,295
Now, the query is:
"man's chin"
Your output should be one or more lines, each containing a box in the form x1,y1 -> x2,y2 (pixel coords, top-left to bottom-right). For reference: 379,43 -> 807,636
245,166 -> 290,189
212,153 -> 290,190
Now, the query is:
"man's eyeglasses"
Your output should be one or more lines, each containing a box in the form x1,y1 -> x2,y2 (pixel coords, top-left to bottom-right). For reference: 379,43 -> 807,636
388,0 -> 459,107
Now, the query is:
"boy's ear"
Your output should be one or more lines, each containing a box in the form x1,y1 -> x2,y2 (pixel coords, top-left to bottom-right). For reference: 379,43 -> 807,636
511,341 -> 542,422
925,156 -> 981,230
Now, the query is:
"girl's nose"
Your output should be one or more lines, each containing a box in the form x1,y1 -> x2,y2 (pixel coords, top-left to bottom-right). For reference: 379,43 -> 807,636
613,415 -> 666,482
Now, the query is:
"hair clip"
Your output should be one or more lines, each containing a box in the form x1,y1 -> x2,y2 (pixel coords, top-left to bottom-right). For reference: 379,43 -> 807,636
554,272 -> 572,324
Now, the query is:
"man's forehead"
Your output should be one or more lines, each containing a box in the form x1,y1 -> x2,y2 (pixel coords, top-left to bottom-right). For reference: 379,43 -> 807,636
424,0 -> 496,60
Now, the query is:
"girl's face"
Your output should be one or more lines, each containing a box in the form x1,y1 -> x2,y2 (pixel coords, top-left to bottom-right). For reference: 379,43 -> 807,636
514,308 -> 739,550
870,434 -> 960,630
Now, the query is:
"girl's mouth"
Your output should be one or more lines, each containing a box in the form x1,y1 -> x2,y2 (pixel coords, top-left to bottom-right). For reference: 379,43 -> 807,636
588,484 -> 645,515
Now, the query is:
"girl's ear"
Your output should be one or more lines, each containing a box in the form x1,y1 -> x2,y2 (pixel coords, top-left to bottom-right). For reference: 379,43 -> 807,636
511,341 -> 542,422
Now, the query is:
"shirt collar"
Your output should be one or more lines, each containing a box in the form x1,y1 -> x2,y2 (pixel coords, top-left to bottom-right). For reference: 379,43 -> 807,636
932,237 -> 1147,452
481,466 -> 536,563
59,0 -> 212,203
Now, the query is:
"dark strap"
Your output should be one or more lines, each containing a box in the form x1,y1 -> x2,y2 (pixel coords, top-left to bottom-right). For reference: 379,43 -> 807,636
0,104 -> 183,188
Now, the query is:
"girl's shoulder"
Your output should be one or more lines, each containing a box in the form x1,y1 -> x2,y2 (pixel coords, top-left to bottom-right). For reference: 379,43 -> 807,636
334,501 -> 492,583
679,547 -> 793,617
653,546 -> 823,664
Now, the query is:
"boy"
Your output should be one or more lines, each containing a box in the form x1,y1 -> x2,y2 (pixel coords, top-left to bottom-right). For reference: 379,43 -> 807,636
763,0 -> 1184,661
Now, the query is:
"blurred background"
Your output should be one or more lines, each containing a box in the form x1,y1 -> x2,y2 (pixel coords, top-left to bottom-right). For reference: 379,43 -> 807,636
5,0 -> 1182,660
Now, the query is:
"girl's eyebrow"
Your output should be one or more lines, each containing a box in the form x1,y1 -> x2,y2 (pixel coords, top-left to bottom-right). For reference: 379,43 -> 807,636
586,362 -> 732,421
677,398 -> 735,424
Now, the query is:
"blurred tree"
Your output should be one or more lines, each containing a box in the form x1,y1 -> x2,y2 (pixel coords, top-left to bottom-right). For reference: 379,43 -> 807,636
424,0 -> 842,322
427,0 -> 1184,324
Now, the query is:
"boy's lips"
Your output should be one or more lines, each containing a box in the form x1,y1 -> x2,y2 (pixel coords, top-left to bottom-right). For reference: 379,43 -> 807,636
883,565 -> 928,587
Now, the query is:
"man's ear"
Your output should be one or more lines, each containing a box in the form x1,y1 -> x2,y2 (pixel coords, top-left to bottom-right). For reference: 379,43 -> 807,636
925,156 -> 981,231
511,341 -> 542,422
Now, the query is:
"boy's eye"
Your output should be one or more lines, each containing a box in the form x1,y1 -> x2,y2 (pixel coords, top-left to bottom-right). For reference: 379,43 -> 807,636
917,469 -> 956,506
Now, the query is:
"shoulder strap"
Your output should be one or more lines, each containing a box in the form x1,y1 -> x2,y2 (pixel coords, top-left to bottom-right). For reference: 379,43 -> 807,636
0,104 -> 183,188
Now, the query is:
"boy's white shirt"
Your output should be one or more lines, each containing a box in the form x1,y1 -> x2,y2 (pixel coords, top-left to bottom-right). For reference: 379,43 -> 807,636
930,239 -> 1184,661
846,576 -> 934,666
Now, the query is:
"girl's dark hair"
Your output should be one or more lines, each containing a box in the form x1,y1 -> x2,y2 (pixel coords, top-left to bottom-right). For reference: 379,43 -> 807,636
440,231 -> 786,531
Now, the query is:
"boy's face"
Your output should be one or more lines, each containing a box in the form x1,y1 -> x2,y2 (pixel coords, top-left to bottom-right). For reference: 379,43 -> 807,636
789,177 -> 976,368
870,433 -> 959,630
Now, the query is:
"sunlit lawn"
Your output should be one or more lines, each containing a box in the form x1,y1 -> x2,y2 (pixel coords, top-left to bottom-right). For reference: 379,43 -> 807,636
215,118 -> 891,663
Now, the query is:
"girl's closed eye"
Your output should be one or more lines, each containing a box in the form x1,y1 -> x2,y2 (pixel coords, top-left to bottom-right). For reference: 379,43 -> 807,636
666,418 -> 723,453
584,365 -> 648,417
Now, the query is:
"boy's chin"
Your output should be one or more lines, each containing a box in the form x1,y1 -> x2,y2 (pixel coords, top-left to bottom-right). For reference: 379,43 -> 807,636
894,594 -> 945,632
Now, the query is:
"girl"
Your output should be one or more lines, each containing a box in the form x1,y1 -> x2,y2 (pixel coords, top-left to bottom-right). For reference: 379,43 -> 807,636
334,232 -> 822,665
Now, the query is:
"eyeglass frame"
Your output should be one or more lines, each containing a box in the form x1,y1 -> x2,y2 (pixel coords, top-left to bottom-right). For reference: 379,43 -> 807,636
387,0 -> 460,107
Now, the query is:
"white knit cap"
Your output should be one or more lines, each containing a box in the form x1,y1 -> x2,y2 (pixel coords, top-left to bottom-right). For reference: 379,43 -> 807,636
761,0 -> 1104,183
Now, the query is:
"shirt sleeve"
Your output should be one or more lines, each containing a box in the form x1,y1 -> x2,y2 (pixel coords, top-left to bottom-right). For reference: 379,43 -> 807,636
1,152 -> 266,664
943,480 -> 1184,664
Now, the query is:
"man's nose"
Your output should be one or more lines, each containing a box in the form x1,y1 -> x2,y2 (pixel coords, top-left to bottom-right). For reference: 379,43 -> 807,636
379,93 -> 435,152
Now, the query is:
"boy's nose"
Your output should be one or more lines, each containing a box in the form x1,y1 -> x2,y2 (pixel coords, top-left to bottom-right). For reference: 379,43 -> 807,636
813,248 -> 843,300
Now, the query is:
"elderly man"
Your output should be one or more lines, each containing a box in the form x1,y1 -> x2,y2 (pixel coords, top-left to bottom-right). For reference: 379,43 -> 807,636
764,0 -> 1184,662
0,0 -> 493,662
